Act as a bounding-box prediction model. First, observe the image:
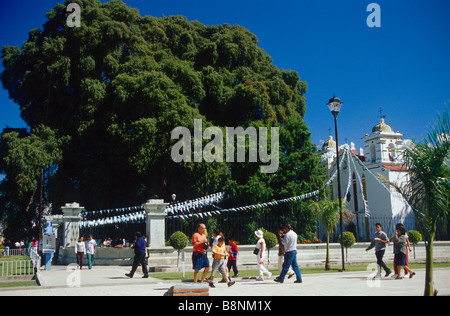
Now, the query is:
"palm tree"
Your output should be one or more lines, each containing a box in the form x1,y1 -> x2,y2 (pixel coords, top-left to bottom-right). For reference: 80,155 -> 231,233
383,106 -> 450,296
311,196 -> 341,270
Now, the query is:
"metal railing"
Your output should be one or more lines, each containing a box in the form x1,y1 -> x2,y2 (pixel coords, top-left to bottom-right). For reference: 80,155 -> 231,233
29,248 -> 41,274
0,248 -> 40,278
0,248 -> 28,257
0,259 -> 34,277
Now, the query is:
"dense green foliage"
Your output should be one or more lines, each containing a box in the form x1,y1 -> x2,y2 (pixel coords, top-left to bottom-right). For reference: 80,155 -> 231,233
169,231 -> 188,267
407,230 -> 422,245
169,231 -> 188,251
0,0 -> 324,239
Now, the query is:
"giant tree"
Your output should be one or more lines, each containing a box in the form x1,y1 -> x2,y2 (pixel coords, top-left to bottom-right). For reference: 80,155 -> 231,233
1,0 -> 323,238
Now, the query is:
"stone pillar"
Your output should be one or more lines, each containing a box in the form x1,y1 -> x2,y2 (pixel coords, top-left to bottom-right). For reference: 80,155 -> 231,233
61,202 -> 84,248
142,199 -> 168,249
52,215 -> 64,239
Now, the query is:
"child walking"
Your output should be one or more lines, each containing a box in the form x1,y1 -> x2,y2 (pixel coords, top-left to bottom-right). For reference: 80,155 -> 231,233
209,237 -> 235,288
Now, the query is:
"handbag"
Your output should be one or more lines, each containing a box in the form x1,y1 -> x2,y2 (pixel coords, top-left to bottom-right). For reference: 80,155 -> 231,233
253,247 -> 259,255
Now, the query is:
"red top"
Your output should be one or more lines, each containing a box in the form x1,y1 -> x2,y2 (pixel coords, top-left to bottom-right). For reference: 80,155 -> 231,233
227,242 -> 238,261
192,232 -> 207,253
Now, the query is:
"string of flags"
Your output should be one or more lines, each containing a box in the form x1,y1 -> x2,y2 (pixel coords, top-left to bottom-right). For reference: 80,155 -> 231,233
167,189 -> 322,220
81,205 -> 143,216
79,210 -> 146,228
164,192 -> 225,215
79,192 -> 226,228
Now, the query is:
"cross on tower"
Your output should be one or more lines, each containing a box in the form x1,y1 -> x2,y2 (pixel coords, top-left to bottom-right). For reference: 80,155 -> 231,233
378,107 -> 386,119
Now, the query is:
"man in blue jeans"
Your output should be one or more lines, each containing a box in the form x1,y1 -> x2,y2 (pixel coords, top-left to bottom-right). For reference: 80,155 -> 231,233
126,232 -> 149,278
274,224 -> 302,284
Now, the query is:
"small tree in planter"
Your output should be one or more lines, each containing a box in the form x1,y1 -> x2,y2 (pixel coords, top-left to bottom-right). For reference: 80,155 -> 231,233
339,231 -> 356,262
408,230 -> 423,259
263,230 -> 278,265
169,231 -> 188,267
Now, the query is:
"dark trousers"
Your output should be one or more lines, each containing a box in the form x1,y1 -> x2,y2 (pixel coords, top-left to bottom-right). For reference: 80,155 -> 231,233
227,259 -> 238,276
375,250 -> 390,274
129,252 -> 148,277
76,252 -> 84,269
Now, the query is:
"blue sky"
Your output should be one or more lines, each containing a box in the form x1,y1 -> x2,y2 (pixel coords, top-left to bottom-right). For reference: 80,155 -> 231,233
0,0 -> 449,152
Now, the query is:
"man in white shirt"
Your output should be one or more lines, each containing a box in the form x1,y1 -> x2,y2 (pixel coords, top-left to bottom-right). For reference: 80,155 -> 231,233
274,224 -> 302,284
86,234 -> 97,270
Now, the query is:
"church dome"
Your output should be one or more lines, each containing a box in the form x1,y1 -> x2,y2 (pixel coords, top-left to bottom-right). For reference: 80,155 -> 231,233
372,118 -> 393,133
322,135 -> 336,150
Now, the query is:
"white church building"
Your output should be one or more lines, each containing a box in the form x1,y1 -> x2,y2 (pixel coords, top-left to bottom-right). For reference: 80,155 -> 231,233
319,118 -> 415,241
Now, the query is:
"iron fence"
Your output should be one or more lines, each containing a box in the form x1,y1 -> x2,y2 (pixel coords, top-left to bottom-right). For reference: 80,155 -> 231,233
166,211 -> 316,244
166,212 -> 419,244
0,259 -> 34,277
80,210 -> 425,245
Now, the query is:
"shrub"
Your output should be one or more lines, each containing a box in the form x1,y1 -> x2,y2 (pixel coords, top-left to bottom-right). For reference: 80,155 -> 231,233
408,230 -> 423,259
263,230 -> 278,264
339,232 -> 356,262
408,230 -> 422,244
169,231 -> 188,267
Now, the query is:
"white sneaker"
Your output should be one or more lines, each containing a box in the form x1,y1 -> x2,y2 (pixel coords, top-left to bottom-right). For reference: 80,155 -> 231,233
256,276 -> 264,281
267,272 -> 272,279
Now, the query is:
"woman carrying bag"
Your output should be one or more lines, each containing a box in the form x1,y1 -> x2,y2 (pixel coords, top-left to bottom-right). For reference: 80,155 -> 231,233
254,230 -> 272,281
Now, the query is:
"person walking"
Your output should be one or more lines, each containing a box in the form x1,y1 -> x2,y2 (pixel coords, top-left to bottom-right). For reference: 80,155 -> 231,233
75,236 -> 86,270
125,232 -> 149,278
365,223 -> 391,278
254,230 -> 272,281
274,224 -> 302,284
277,228 -> 294,279
392,226 -> 415,279
208,237 -> 235,288
208,228 -> 227,281
4,239 -> 11,256
227,236 -> 239,278
86,234 -> 97,270
192,223 -> 210,283
392,223 -> 412,278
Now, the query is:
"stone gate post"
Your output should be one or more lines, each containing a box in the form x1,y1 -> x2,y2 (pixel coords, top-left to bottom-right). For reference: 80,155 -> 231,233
142,199 -> 168,249
61,202 -> 84,248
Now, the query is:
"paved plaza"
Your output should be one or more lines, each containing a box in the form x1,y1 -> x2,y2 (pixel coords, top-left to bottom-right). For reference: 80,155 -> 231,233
1,265 -> 449,296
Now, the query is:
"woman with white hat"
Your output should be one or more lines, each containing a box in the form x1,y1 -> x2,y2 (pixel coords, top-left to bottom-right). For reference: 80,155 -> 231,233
254,230 -> 272,281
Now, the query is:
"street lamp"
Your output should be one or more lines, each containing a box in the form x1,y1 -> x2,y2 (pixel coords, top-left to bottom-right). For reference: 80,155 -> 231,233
326,94 -> 346,271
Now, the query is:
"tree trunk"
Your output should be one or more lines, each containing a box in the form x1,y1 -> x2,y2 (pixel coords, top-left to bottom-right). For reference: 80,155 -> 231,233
325,231 -> 331,270
424,236 -> 434,296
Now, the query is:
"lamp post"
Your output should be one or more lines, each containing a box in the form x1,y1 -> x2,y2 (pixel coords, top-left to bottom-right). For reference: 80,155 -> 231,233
326,95 -> 346,271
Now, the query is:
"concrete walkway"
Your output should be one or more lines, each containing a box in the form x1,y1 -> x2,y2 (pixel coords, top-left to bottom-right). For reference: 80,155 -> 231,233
1,265 -> 450,296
